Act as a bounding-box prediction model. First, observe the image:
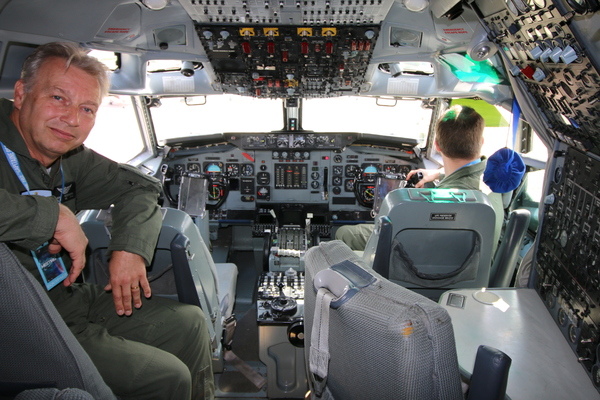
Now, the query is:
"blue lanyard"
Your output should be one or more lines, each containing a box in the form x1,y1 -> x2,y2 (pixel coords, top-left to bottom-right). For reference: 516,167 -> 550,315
459,158 -> 481,170
1,141 -> 64,203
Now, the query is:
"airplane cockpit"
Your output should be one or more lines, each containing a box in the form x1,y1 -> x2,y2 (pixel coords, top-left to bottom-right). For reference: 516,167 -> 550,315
1,0 -> 600,398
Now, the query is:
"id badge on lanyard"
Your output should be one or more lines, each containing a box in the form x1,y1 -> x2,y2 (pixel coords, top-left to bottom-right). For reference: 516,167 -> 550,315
1,142 -> 68,290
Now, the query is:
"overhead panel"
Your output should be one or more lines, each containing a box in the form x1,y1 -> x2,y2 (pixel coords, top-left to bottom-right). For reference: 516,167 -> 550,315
178,0 -> 395,25
477,1 -> 600,155
180,0 -> 393,98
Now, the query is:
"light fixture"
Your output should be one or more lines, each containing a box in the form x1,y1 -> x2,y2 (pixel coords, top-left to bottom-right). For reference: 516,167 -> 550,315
403,0 -> 429,12
141,0 -> 168,11
181,61 -> 195,77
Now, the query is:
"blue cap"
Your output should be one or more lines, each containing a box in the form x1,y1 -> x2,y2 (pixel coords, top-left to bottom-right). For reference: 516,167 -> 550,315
483,148 -> 525,193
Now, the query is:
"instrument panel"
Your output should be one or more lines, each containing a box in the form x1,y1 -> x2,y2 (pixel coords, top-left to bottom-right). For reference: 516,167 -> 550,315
536,145 -> 600,392
478,0 -> 600,155
161,133 -> 420,228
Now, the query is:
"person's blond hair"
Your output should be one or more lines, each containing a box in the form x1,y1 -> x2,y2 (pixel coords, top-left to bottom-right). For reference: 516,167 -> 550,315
21,42 -> 109,99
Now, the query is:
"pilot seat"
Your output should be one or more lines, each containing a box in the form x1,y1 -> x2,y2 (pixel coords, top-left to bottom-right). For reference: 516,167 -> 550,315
363,188 -> 496,300
79,206 -> 238,371
304,240 -> 512,400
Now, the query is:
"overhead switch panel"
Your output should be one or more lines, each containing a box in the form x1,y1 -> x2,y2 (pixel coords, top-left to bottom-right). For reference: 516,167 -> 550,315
180,0 -> 395,25
197,24 -> 379,98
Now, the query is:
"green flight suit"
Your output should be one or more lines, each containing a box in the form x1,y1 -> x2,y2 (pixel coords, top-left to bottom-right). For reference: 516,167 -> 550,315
336,157 -> 504,251
0,99 -> 214,399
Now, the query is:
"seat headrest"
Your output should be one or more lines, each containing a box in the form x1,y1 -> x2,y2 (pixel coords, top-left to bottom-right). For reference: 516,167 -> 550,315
483,148 -> 525,193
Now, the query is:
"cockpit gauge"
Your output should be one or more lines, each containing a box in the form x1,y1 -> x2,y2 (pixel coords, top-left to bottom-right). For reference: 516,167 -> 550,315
333,155 -> 343,163
187,162 -> 201,173
292,135 -> 305,148
277,134 -> 289,148
226,163 -> 240,177
332,176 -> 343,186
306,134 -> 315,146
384,164 -> 399,174
245,136 -> 262,146
361,185 -> 375,203
256,171 -> 270,185
174,164 -> 186,174
333,166 -> 343,176
241,163 -> 255,177
400,165 -> 411,175
173,164 -> 185,184
344,179 -> 355,192
316,135 -> 329,145
208,183 -> 225,201
266,134 -> 277,146
345,164 -> 359,177
204,162 -> 224,174
362,165 -> 379,183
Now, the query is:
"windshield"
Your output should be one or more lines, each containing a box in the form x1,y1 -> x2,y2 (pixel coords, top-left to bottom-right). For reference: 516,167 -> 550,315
150,95 -> 433,146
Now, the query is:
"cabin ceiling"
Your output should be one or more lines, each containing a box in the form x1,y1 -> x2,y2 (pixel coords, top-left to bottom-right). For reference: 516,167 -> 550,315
0,0 -> 512,104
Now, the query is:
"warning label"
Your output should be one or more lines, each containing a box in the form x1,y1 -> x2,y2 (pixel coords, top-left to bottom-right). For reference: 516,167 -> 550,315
430,213 -> 456,221
442,28 -> 469,35
104,28 -> 131,34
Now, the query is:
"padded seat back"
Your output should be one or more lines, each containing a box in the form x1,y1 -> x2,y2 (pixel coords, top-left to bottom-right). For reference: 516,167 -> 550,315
304,240 -> 464,400
0,243 -> 116,399
363,188 -> 496,299
79,207 -> 237,370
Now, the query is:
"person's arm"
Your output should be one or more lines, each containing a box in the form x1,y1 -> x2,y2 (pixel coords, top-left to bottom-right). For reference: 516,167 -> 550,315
52,204 -> 89,286
68,148 -> 162,314
104,250 -> 150,316
406,168 -> 443,188
0,189 -> 88,285
0,188 -> 59,247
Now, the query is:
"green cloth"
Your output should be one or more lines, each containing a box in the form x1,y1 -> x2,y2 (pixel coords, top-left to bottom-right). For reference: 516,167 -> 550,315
0,99 -> 214,399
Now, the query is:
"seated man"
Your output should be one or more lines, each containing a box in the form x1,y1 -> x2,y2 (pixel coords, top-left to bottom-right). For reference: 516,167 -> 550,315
0,42 -> 214,399
336,105 -> 504,251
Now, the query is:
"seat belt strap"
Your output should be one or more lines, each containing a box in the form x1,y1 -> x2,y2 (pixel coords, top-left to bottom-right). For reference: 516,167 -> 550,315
310,287 -> 335,397
224,349 -> 267,389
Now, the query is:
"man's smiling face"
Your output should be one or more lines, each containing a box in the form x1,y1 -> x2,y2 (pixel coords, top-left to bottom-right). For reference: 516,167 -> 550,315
11,56 -> 101,167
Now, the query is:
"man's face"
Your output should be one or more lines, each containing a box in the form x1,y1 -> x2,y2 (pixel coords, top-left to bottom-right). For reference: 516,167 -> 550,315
12,57 -> 101,166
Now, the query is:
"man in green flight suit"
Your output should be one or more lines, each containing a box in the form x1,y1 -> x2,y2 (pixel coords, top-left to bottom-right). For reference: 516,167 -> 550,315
336,105 -> 504,251
0,42 -> 214,399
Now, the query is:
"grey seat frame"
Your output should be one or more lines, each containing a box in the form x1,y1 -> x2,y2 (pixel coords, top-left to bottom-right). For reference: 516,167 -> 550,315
0,243 -> 116,399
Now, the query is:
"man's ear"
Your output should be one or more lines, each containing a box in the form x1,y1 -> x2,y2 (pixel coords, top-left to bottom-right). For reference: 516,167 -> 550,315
434,140 -> 441,153
13,80 -> 25,109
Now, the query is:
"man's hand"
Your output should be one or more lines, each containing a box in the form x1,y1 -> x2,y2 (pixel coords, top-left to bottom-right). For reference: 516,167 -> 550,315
49,204 -> 88,286
406,168 -> 442,188
104,251 -> 151,316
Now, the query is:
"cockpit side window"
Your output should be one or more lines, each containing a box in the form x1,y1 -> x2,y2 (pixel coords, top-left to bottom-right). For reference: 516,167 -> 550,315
85,95 -> 145,163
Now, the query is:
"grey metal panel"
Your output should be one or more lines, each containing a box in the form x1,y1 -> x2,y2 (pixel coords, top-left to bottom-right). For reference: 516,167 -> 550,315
440,288 -> 600,400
